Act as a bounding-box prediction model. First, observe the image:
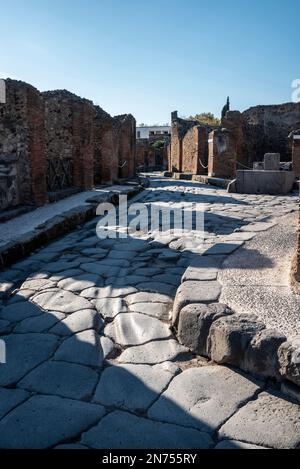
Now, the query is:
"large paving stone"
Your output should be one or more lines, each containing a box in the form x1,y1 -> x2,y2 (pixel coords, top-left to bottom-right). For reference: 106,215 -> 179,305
54,330 -> 105,367
45,260 -> 82,273
105,313 -> 171,346
218,391 -> 300,449
182,266 -> 218,282
208,314 -> 266,367
57,274 -> 102,292
0,395 -> 105,449
125,292 -> 172,305
93,362 -> 179,411
0,319 -> 12,334
118,339 -> 189,364
0,387 -> 29,420
20,278 -> 57,291
92,298 -> 127,319
0,333 -> 60,386
32,289 -> 92,313
0,302 -> 43,323
18,361 -> 98,400
80,263 -> 120,277
129,302 -> 170,320
203,242 -> 244,256
148,366 -> 260,433
50,309 -> 103,336
14,311 -> 65,333
135,282 -> 176,296
81,286 -> 137,300
172,281 -> 222,326
49,268 -> 85,282
81,410 -> 213,449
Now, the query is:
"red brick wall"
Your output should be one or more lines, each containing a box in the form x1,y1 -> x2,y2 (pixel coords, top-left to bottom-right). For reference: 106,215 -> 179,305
208,129 -> 237,179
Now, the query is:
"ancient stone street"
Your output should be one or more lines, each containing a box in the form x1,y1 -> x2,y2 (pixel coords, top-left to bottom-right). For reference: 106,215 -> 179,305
0,175 -> 299,449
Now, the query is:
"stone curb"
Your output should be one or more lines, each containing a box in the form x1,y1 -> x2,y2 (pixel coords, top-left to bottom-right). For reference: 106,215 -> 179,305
162,171 -> 230,188
173,254 -> 300,394
0,186 -> 143,271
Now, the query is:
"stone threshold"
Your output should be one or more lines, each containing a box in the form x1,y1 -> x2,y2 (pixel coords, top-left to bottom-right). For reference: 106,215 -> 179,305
162,171 -> 231,188
172,234 -> 300,397
0,184 -> 143,271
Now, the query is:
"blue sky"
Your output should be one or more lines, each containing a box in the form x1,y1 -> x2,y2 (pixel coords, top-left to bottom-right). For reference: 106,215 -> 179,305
1,0 -> 299,124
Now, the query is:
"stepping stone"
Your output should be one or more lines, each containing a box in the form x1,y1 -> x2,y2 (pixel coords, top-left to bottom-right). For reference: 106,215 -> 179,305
92,298 -> 127,319
218,391 -> 300,449
81,286 -> 137,300
14,311 -> 65,333
80,263 -> 120,277
81,410 -> 213,449
125,292 -> 172,305
54,330 -> 104,368
0,333 -> 60,387
0,302 -> 43,323
0,395 -> 105,449
148,366 -> 260,433
0,388 -> 30,420
215,440 -> 267,449
32,289 -> 92,313
129,302 -> 170,320
118,339 -> 189,364
93,362 -> 179,412
18,361 -> 98,400
50,309 -> 103,336
57,274 -> 102,292
20,279 -> 57,291
105,313 -> 171,346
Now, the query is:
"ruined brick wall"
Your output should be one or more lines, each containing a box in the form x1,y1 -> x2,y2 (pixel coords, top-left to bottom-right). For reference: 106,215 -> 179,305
114,114 -> 136,179
0,79 -> 47,210
182,125 -> 207,174
43,90 -> 94,192
208,128 -> 237,179
94,106 -> 118,184
137,136 -> 169,171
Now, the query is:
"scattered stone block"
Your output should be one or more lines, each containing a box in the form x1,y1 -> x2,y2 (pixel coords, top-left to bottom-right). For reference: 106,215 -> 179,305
177,303 -> 233,356
207,313 -> 265,366
278,336 -> 300,386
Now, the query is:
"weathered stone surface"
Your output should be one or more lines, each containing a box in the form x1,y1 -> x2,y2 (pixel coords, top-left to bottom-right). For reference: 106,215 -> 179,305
208,314 -> 266,366
244,329 -> 286,379
178,303 -> 233,356
80,263 -> 119,277
0,387 -> 29,420
215,440 -> 267,449
203,242 -> 244,256
93,363 -> 179,411
32,289 -> 92,313
81,410 -> 213,449
50,309 -> 102,335
105,313 -> 171,346
81,286 -> 137,300
172,281 -> 222,326
129,302 -> 170,320
278,336 -> 300,386
92,297 -> 127,319
45,260 -> 82,273
14,311 -> 65,333
50,268 -> 84,282
20,278 -> 56,291
0,302 -> 43,323
182,266 -> 218,282
0,395 -> 105,449
135,282 -> 176,296
0,333 -> 59,386
125,292 -> 171,305
219,391 -> 300,449
57,274 -> 102,292
148,366 -> 259,432
18,361 -> 98,400
54,330 -> 104,367
118,339 -> 189,364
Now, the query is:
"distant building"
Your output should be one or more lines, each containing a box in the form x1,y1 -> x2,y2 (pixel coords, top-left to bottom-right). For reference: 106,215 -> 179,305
136,125 -> 171,140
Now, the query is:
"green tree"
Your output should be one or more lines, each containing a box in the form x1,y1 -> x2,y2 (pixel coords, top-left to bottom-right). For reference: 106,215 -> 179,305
189,112 -> 220,126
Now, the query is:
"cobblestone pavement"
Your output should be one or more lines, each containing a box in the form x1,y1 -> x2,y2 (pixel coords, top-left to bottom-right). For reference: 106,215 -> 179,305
0,175 -> 299,449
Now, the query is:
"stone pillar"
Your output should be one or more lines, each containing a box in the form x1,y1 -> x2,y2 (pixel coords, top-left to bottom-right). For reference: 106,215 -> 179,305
182,125 -> 207,174
0,79 -> 48,209
290,130 -> 300,178
94,106 -> 118,184
208,128 -> 237,179
113,114 -> 136,179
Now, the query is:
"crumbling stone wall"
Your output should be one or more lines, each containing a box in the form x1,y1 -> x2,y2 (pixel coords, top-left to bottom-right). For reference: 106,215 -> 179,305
0,79 -> 47,210
136,136 -> 169,171
208,128 -> 237,179
113,114 -> 136,179
94,106 -> 118,184
43,90 -> 94,192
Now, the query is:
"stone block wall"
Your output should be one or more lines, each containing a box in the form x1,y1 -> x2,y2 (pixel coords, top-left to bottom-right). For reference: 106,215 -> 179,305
182,125 -> 207,174
0,79 -> 48,210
